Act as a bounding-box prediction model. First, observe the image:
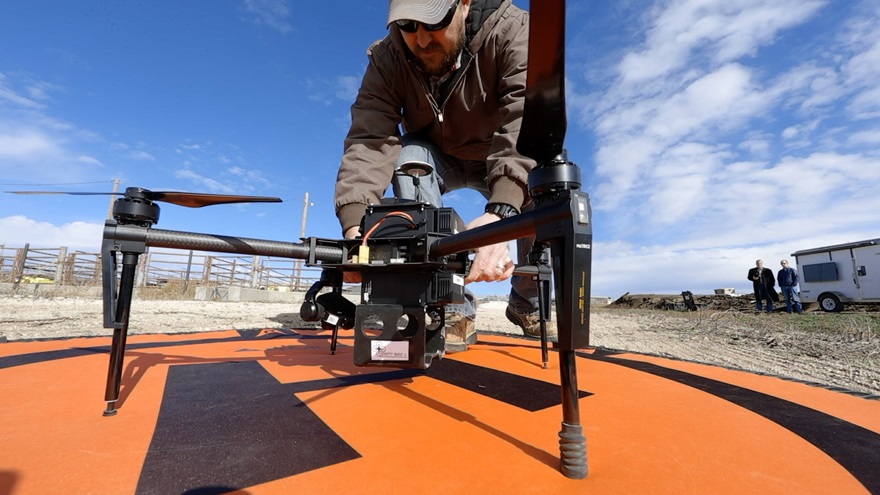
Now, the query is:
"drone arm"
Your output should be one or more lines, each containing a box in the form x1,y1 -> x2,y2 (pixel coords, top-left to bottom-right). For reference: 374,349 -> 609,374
429,202 -> 569,257
99,222 -> 346,415
105,223 -> 345,262
431,194 -> 590,351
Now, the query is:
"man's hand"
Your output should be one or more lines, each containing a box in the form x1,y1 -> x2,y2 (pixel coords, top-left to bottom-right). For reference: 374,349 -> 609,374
464,212 -> 515,283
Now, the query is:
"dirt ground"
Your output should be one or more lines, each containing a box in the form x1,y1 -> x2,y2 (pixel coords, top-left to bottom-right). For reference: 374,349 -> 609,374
1,293 -> 878,397
610,292 -> 880,313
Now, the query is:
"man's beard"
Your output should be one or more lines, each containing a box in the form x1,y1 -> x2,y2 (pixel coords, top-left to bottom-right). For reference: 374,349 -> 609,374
413,29 -> 467,77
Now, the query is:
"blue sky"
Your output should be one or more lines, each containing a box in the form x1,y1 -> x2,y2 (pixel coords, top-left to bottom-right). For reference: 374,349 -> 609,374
2,0 -> 879,298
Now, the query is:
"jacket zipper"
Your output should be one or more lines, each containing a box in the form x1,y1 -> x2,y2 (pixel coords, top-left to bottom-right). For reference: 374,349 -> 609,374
409,52 -> 474,126
437,53 -> 473,120
414,74 -> 443,124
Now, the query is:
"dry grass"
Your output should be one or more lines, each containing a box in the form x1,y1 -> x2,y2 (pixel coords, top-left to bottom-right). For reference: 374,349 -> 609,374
135,280 -> 198,300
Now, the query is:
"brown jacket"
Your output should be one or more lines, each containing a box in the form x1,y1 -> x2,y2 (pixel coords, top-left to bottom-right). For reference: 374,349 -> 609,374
334,0 -> 533,233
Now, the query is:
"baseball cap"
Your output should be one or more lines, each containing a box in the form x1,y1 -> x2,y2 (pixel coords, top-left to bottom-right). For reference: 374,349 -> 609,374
387,0 -> 457,26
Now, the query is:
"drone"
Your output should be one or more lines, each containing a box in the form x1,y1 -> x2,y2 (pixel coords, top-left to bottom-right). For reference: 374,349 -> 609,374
8,0 -> 591,479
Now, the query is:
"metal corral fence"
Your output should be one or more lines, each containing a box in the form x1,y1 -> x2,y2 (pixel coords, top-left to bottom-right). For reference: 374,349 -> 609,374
0,244 -> 322,292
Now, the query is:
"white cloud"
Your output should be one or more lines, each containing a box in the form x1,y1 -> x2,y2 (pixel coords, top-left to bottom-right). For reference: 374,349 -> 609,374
131,151 -> 155,161
227,166 -> 265,182
840,25 -> 880,88
0,73 -> 44,108
0,216 -> 103,251
239,0 -> 292,35
334,75 -> 361,101
798,67 -> 844,110
306,75 -> 364,106
616,0 -> 826,85
652,64 -> 766,138
848,86 -> 880,120
848,129 -> 880,146
173,169 -> 236,194
0,72 -> 114,181
738,133 -> 772,157
835,4 -> 880,119
177,142 -> 204,152
76,155 -> 104,167
0,130 -> 58,159
592,63 -> 772,211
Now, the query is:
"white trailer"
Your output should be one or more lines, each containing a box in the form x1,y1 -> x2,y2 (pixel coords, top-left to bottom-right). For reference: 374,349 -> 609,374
791,238 -> 880,312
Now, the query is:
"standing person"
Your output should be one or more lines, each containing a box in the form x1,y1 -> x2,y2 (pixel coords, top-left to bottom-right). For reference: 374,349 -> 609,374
334,0 -> 553,353
747,259 -> 777,313
777,259 -> 804,314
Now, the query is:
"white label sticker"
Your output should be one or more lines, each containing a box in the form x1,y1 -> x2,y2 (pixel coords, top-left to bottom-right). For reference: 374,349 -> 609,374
371,340 -> 409,361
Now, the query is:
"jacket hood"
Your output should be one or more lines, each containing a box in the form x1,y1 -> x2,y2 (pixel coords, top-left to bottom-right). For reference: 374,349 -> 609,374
464,0 -> 506,49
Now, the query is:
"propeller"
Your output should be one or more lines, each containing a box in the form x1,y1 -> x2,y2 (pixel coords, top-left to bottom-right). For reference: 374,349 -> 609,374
516,0 -> 567,163
7,187 -> 282,208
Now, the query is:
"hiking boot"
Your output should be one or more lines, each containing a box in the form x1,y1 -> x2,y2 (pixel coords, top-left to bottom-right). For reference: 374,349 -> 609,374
444,313 -> 476,353
505,306 -> 558,342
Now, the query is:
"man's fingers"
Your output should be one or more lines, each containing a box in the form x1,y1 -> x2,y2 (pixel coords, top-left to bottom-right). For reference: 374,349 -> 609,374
495,256 -> 513,272
465,245 -> 512,283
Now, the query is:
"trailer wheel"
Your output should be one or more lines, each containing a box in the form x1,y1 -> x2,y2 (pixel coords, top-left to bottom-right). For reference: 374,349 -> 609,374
818,293 -> 843,312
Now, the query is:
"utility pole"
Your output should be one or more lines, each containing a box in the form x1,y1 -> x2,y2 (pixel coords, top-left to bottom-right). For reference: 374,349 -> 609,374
300,192 -> 311,239
106,179 -> 122,220
294,192 -> 312,290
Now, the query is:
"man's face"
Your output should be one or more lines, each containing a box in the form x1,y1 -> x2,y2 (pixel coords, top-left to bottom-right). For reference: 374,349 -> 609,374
756,260 -> 764,269
400,1 -> 470,76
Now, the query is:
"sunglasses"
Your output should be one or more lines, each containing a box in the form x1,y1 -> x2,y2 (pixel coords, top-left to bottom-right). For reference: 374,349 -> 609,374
396,0 -> 461,33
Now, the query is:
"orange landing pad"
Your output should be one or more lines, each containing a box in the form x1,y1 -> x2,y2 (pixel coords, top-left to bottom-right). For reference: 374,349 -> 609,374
1,328 -> 878,495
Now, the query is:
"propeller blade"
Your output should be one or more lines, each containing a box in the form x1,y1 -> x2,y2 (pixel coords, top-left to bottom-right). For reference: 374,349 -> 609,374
148,191 -> 282,208
516,0 -> 567,163
6,189 -> 282,208
5,191 -> 121,196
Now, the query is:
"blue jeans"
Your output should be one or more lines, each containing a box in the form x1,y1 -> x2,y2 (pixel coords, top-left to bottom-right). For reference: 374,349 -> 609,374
391,135 -> 541,319
756,285 -> 774,312
780,285 -> 802,313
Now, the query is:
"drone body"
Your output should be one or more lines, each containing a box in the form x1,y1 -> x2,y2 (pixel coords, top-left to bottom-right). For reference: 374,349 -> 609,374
7,0 -> 591,480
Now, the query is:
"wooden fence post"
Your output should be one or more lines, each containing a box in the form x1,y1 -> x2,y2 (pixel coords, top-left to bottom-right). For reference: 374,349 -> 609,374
183,250 -> 194,293
93,253 -> 102,285
250,255 -> 261,288
136,251 -> 150,287
12,243 -> 29,288
55,246 -> 68,285
202,256 -> 213,285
